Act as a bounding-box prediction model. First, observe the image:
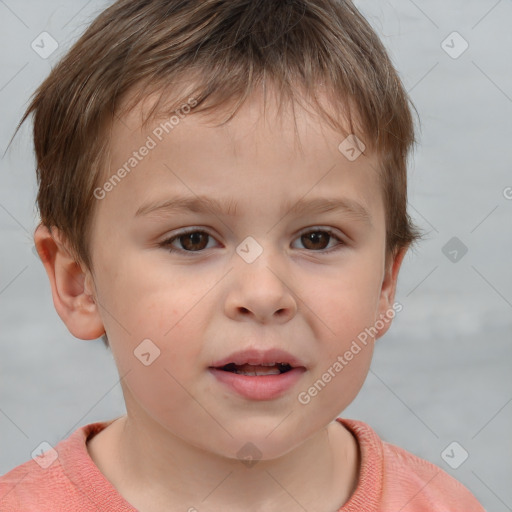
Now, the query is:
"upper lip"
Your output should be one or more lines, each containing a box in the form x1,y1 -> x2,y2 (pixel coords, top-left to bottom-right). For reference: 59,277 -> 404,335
210,348 -> 306,369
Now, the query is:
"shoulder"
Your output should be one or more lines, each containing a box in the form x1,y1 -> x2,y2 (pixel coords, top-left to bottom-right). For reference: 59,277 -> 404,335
338,418 -> 486,512
0,420 -> 131,511
380,440 -> 485,511
0,441 -> 82,511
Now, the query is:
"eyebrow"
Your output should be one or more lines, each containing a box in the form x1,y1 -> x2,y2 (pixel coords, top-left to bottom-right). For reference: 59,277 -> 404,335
135,194 -> 372,226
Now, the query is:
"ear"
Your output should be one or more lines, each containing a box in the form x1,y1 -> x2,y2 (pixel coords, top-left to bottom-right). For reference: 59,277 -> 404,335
374,246 -> 408,340
34,224 -> 105,340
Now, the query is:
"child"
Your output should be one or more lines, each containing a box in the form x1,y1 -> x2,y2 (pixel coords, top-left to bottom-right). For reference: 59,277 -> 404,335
0,0 -> 486,510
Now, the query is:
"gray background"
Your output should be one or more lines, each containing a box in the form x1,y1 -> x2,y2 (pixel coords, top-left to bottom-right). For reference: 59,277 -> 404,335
1,1 -> 511,510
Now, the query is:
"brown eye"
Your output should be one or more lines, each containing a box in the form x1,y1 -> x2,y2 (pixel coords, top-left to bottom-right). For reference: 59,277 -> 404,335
160,230 -> 214,253
300,231 -> 331,250
293,228 -> 344,253
160,228 -> 344,255
179,232 -> 209,251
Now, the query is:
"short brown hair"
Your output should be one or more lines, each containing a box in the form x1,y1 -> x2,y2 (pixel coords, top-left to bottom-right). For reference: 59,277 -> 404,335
18,0 -> 423,347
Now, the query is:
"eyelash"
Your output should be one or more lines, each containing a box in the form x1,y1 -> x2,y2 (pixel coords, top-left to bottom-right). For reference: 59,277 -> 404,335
159,227 -> 346,255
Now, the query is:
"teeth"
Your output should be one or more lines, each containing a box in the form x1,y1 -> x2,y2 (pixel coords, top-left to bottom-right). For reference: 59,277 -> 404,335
218,362 -> 293,375
236,368 -> 281,376
246,362 -> 289,366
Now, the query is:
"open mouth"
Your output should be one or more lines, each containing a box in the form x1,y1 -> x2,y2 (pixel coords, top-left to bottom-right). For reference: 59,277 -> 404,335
217,362 -> 293,376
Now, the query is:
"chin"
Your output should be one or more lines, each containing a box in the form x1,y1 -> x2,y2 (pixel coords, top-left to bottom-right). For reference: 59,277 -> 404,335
213,422 -> 311,463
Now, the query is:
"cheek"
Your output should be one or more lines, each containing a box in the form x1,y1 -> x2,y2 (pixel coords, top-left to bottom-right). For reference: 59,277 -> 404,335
109,290 -> 208,374
295,292 -> 376,419
304,258 -> 383,346
110,311 -> 207,425
295,256 -> 381,410
97,249 -> 206,337
102,267 -> 215,415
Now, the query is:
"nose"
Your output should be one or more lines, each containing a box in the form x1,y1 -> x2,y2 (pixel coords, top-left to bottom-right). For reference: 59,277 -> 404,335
224,251 -> 298,324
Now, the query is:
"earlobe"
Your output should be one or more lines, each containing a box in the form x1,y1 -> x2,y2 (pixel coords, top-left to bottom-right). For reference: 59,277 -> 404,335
374,246 -> 408,340
34,224 -> 105,340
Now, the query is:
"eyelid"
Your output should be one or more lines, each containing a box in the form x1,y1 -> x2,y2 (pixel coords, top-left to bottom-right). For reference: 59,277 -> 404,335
296,225 -> 344,240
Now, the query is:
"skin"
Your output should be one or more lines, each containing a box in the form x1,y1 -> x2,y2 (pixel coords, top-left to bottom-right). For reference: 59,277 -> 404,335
34,87 -> 408,512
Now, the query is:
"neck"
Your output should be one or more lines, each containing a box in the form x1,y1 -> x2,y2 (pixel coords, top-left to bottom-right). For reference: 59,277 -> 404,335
88,412 -> 359,512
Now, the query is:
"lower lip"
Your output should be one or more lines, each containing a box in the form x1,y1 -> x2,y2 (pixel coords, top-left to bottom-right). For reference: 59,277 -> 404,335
208,367 -> 306,401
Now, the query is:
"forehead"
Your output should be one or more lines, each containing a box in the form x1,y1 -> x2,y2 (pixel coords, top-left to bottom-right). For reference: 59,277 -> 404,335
116,82 -> 370,156
96,86 -> 383,226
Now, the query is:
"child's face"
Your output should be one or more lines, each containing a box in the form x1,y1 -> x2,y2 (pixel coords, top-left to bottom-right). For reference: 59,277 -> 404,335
76,90 -> 404,459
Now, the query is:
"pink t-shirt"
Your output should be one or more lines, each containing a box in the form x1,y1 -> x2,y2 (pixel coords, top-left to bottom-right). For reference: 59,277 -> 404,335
0,417 -> 485,511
